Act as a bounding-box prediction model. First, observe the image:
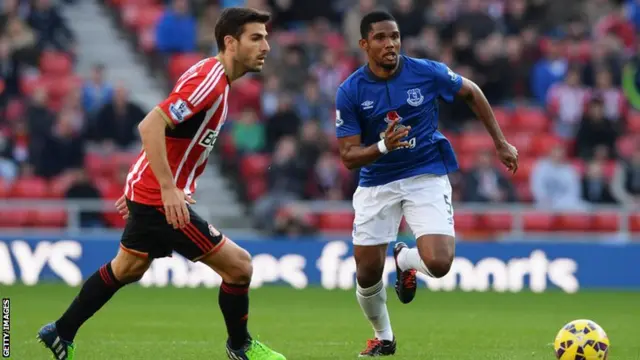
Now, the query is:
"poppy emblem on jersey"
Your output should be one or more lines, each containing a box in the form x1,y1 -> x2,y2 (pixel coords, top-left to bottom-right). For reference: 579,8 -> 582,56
384,111 -> 402,124
406,88 -> 424,107
169,99 -> 193,123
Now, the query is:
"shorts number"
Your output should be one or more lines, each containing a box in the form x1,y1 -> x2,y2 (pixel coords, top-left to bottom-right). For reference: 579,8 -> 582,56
443,194 -> 452,215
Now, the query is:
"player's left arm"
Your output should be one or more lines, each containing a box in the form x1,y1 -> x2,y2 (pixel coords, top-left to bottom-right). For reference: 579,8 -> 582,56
433,61 -> 518,173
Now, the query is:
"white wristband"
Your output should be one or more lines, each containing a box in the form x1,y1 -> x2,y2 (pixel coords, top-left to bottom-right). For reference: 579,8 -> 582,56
377,139 -> 389,154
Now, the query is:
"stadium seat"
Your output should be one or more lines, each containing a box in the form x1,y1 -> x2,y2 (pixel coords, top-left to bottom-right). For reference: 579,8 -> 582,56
478,212 -> 513,231
49,173 -> 78,198
84,152 -> 111,179
531,134 -> 563,156
512,106 -> 549,132
492,107 -> 512,131
40,51 -> 73,76
627,111 -> 640,133
168,53 -> 203,83
10,177 -> 49,198
522,212 -> 555,231
219,134 -> 237,159
240,154 -> 270,178
245,177 -> 267,201
630,213 -> 640,233
33,209 -> 68,228
0,210 -> 30,227
457,153 -> 475,171
512,157 -> 535,184
459,133 -> 494,154
317,211 -> 354,232
453,211 -> 478,232
133,5 -> 163,32
616,135 -> 638,158
592,212 -> 620,232
508,132 -> 534,155
554,213 -> 593,231
515,182 -> 533,202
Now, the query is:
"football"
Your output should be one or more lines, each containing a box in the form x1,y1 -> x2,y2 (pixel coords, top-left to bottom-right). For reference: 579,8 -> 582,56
554,319 -> 610,360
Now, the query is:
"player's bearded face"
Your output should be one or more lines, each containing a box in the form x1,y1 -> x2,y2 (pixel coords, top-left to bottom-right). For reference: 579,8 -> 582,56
236,23 -> 270,73
364,21 -> 401,71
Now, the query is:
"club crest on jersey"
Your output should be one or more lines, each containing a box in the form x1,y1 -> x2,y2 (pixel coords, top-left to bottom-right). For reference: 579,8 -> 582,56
169,99 -> 192,123
406,88 -> 424,107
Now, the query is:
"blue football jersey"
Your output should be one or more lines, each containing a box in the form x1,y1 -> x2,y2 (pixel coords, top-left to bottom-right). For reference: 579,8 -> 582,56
335,55 -> 463,187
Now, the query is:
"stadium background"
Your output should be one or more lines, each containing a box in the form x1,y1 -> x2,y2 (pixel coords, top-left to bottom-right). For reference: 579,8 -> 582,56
1,0 -> 640,358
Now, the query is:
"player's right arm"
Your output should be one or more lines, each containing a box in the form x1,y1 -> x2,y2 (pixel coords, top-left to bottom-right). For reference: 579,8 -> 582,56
336,88 -> 410,170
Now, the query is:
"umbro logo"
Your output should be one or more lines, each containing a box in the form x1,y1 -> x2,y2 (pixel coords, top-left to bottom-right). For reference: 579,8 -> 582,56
361,100 -> 374,110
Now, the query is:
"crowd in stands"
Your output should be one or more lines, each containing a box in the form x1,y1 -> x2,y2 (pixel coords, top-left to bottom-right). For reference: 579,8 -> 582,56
1,0 -> 639,235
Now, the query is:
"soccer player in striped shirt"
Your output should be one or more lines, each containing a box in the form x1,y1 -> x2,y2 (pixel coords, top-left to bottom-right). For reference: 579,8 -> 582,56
37,7 -> 286,360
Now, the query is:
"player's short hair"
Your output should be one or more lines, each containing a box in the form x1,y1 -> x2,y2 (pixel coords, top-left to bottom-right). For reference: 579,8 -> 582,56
360,11 -> 396,39
215,7 -> 271,52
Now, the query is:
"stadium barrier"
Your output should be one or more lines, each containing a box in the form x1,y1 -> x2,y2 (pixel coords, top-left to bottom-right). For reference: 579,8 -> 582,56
1,234 -> 639,292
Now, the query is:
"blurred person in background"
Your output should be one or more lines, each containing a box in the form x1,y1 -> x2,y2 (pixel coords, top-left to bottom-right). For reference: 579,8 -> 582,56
310,151 -> 344,200
531,144 -> 585,210
275,45 -> 306,92
231,109 -> 265,154
588,68 -> 626,128
27,0 -> 75,52
197,1 -> 220,55
4,15 -> 38,66
34,109 -> 85,179
296,120 -> 325,171
295,78 -> 331,125
343,0 -> 377,54
91,84 -> 145,151
581,159 -> 616,204
155,0 -> 197,55
531,38 -> 568,105
611,145 -> 640,208
265,92 -> 301,151
0,127 -> 18,182
64,169 -> 104,228
546,66 -> 588,139
390,0 -> 424,38
0,35 -> 19,102
82,64 -> 114,116
260,73 -> 280,118
462,151 -> 517,203
574,97 -> 618,160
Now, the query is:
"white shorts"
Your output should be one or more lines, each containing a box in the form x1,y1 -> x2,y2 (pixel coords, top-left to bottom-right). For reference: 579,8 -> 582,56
352,174 -> 455,246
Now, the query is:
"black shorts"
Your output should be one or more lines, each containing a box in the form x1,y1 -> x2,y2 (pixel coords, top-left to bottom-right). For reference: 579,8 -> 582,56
120,199 -> 226,261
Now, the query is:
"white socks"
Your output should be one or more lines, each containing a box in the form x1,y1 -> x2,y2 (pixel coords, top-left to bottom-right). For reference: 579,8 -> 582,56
397,247 -> 435,277
356,280 -> 394,341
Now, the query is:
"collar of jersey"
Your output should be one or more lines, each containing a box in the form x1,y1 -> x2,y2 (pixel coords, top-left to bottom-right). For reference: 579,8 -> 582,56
364,55 -> 404,82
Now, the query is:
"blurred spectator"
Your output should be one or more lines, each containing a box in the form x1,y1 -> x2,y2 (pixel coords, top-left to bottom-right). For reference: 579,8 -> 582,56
471,33 -> 509,104
295,78 -> 331,125
26,86 -> 55,161
310,151 -> 344,200
531,39 -> 568,105
196,1 -> 220,55
390,0 -> 424,38
462,151 -> 517,203
265,93 -> 301,151
503,0 -> 529,35
27,0 -> 75,52
273,204 -> 316,236
531,145 -> 585,210
92,84 -> 145,151
64,169 -> 104,228
588,68 -> 626,126
611,145 -> 640,208
582,39 -> 623,87
253,136 -> 306,230
343,0 -> 377,53
276,45 -> 307,92
594,3 -> 635,53
454,0 -> 497,41
82,64 -> 113,116
297,120 -> 326,173
260,74 -> 280,118
547,66 -> 587,138
4,15 -> 38,66
504,35 -> 531,100
0,36 -> 20,101
231,109 -> 265,154
574,97 -> 618,160
34,109 -> 85,179
310,49 -> 351,100
155,0 -> 197,55
581,159 -> 616,204
0,128 -> 18,182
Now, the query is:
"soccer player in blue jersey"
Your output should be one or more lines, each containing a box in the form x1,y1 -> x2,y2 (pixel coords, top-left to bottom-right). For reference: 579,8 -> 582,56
336,11 -> 519,357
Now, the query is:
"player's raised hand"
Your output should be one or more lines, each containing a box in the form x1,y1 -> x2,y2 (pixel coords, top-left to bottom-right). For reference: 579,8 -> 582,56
115,194 -> 129,220
496,141 -> 519,174
384,119 -> 411,151
161,186 -> 195,229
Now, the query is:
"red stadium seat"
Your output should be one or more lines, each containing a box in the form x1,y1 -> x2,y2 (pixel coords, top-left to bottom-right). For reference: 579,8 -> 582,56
508,132 -> 534,156
133,6 -> 163,32
531,134 -> 563,156
42,75 -> 82,100
478,212 -> 513,231
554,213 -> 592,231
0,210 -> 30,227
84,152 -> 111,179
49,173 -> 78,198
40,51 -> 73,76
630,213 -> 640,233
453,211 -> 478,232
168,53 -> 203,83
512,157 -> 536,184
512,106 -> 549,132
616,135 -> 638,158
522,212 -> 555,231
457,153 -> 475,171
10,177 -> 49,198
493,107 -> 512,131
603,160 -> 617,179
459,133 -> 494,154
627,111 -> 640,133
0,178 -> 8,198
138,27 -> 156,53
33,209 -> 68,228
592,212 -> 620,232
317,211 -> 354,232
245,178 -> 267,201
240,154 -> 270,178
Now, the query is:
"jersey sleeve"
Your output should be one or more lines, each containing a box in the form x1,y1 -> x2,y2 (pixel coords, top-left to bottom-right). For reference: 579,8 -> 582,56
155,64 -> 226,128
431,61 -> 463,103
335,87 -> 361,138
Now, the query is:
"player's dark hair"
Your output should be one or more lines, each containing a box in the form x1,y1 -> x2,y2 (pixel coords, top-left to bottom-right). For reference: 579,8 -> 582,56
215,7 -> 271,52
360,11 -> 396,39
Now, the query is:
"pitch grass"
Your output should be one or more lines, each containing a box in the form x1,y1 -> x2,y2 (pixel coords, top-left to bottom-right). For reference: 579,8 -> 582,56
3,284 -> 640,359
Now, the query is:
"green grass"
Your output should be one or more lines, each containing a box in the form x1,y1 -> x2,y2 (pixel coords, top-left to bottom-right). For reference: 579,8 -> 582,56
2,284 -> 640,359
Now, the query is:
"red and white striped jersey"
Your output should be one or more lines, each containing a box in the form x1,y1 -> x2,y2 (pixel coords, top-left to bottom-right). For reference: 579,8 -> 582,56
125,57 -> 229,206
